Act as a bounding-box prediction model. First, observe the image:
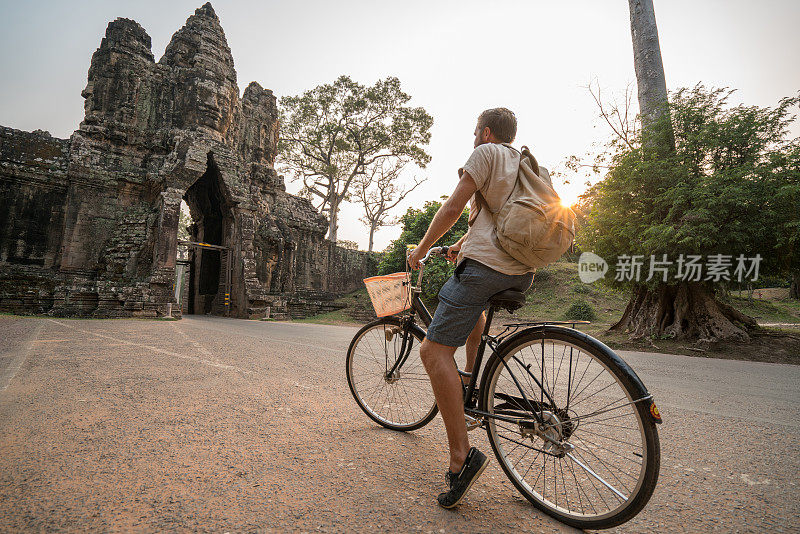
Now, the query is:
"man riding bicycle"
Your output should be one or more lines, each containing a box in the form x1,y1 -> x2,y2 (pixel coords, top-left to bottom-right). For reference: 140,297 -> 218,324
407,108 -> 537,508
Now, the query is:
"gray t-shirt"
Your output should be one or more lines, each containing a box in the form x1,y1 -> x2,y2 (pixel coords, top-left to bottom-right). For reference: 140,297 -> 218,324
458,142 -> 538,275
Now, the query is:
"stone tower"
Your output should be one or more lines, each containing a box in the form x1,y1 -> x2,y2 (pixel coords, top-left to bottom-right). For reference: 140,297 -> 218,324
0,3 -> 374,318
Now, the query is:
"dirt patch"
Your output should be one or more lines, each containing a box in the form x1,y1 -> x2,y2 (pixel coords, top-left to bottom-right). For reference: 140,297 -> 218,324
591,327 -> 800,365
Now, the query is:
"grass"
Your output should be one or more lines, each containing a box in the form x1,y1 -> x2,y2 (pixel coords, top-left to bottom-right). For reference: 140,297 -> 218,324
293,308 -> 357,326
296,260 -> 800,363
506,261 -> 630,327
721,293 -> 800,324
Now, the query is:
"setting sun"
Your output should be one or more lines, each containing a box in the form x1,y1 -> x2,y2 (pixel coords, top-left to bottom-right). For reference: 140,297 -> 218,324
556,181 -> 585,209
560,194 -> 578,209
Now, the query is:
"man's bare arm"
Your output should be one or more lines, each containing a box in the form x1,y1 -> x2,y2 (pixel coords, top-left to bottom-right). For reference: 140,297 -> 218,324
408,171 -> 477,268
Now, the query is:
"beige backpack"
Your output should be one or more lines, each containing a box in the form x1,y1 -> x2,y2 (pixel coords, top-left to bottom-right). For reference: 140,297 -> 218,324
471,146 -> 576,268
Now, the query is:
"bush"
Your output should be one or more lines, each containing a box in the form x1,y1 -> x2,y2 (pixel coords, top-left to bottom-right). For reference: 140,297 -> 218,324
379,200 -> 470,301
578,86 -> 800,293
564,299 -> 597,321
572,283 -> 591,294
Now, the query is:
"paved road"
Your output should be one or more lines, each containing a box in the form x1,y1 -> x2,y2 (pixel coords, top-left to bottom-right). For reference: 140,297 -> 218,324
0,316 -> 798,533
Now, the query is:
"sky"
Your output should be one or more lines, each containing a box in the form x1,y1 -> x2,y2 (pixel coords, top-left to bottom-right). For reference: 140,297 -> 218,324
1,0 -> 798,251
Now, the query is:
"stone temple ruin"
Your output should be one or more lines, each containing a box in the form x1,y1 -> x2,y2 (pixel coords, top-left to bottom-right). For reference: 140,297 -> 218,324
0,3 -> 374,319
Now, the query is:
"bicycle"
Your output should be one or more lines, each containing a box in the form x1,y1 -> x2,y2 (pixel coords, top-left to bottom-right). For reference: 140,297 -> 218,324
346,247 -> 661,530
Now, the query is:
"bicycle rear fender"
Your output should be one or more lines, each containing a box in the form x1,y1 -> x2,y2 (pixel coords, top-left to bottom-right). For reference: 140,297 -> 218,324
493,324 -> 652,401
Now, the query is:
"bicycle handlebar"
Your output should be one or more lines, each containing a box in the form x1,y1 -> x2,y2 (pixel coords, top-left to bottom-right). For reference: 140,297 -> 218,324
406,245 -> 452,290
419,246 -> 449,265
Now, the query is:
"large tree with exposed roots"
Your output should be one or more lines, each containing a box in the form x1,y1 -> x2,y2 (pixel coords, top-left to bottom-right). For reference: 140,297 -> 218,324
580,84 -> 800,342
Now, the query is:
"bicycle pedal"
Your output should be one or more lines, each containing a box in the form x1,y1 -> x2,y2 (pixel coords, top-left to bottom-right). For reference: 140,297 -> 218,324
465,414 -> 483,431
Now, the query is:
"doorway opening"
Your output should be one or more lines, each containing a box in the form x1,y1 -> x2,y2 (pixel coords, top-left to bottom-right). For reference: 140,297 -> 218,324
176,154 -> 235,315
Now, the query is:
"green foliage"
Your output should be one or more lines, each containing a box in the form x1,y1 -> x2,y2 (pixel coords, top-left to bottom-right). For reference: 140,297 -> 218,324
579,85 -> 800,290
379,200 -> 470,301
564,299 -> 597,321
364,251 -> 381,278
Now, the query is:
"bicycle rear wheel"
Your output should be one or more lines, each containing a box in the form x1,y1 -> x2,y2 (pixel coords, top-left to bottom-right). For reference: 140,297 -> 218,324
480,327 -> 660,530
346,317 -> 437,431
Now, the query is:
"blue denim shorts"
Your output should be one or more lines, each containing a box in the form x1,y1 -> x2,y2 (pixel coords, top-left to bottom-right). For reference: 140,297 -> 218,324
425,259 -> 534,347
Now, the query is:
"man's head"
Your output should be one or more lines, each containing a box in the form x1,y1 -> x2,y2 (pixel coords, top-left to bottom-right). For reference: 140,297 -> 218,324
474,107 -> 517,148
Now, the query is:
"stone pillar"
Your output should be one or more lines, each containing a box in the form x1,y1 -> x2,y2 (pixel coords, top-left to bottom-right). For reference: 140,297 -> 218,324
148,187 -> 183,316
153,188 -> 182,270
238,210 -> 268,318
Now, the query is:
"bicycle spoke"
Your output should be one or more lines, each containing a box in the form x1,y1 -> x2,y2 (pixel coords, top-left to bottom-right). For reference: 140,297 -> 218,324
571,433 -> 642,468
571,440 -> 637,497
568,379 -> 619,408
553,342 -> 568,396
565,397 -> 649,425
565,452 -> 627,502
578,426 -> 642,449
575,446 -> 614,512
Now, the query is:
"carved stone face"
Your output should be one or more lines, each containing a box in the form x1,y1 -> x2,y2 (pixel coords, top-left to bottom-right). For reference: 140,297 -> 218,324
194,80 -> 235,135
81,81 -> 94,114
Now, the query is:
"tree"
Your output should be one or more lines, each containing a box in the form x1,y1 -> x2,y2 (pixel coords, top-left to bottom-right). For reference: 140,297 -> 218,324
278,75 -> 433,242
356,159 -> 425,251
768,129 -> 800,299
580,85 -> 800,342
379,200 -> 470,302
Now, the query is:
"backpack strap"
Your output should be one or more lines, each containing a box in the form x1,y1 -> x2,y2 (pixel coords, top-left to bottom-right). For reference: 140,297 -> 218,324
469,189 -> 493,227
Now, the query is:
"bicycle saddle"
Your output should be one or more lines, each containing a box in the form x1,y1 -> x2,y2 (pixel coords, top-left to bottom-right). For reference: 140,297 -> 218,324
488,289 -> 526,312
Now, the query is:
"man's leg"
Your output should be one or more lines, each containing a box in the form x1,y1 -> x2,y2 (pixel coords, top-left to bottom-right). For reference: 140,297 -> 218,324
419,338 -> 469,473
464,311 -> 486,378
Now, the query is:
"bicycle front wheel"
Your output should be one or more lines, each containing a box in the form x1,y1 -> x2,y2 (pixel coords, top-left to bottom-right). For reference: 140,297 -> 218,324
480,327 -> 660,530
346,317 -> 437,431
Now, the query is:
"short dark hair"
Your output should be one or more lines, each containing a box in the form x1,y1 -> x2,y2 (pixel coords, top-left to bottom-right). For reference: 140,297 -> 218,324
477,108 -> 517,143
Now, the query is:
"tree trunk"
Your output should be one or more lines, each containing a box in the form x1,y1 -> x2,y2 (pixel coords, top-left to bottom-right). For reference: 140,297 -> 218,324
791,272 -> 800,300
610,282 -> 758,342
629,0 -> 670,130
327,197 -> 339,242
367,221 -> 377,252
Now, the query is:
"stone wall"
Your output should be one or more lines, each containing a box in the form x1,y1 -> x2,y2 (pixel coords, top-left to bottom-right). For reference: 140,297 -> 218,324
0,3 -> 376,319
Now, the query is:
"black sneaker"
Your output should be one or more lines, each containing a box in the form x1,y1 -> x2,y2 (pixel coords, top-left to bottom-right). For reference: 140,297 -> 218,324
437,447 -> 489,509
